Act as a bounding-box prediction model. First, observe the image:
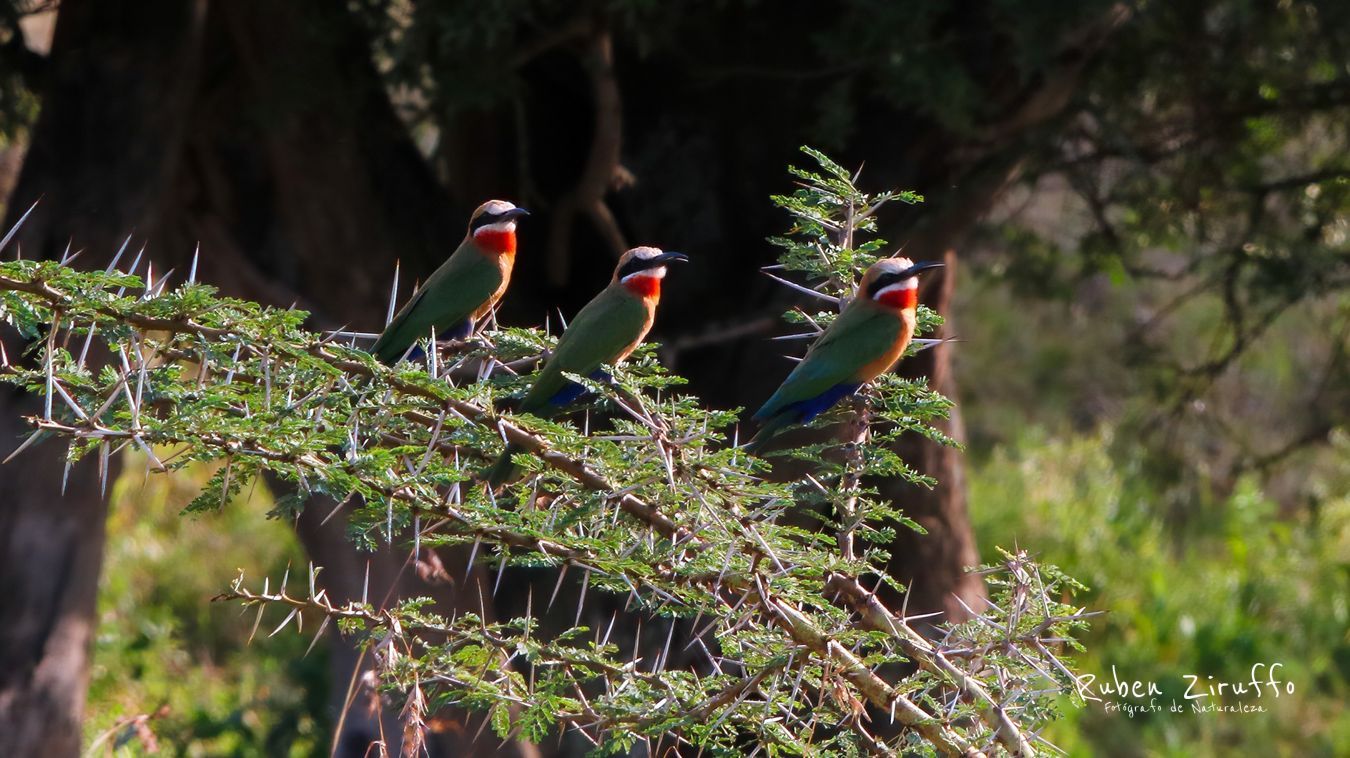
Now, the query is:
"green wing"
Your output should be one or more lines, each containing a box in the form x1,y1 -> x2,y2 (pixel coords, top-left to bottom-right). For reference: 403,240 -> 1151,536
519,287 -> 648,414
754,302 -> 899,420
372,242 -> 500,363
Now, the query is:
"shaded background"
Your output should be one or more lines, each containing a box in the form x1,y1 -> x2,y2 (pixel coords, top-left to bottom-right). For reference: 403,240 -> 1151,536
0,1 -> 1346,755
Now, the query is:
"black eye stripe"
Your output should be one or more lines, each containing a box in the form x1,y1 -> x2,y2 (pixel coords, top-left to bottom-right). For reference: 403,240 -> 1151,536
866,272 -> 905,298
618,257 -> 659,278
471,212 -> 504,231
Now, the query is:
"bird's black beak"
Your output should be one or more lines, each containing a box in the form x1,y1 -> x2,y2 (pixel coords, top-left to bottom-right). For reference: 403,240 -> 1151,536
899,260 -> 943,278
498,207 -> 530,220
654,252 -> 689,265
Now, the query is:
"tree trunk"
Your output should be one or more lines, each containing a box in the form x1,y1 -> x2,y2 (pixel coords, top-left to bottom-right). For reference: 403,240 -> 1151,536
879,250 -> 984,626
0,1 -> 1128,752
0,3 -> 206,754
0,2 -> 520,754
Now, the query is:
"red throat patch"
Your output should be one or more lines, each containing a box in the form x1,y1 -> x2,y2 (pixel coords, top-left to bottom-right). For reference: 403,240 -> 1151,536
474,228 -> 516,255
623,275 -> 662,298
877,287 -> 918,310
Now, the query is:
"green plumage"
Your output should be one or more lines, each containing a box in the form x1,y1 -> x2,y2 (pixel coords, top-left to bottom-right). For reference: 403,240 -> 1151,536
371,240 -> 501,364
748,300 -> 901,451
757,302 -> 899,418
486,284 -> 649,485
519,285 -> 649,413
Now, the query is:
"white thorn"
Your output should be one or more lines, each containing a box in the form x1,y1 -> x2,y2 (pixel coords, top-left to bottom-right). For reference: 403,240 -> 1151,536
105,234 -> 132,273
0,200 -> 39,255
385,261 -> 401,327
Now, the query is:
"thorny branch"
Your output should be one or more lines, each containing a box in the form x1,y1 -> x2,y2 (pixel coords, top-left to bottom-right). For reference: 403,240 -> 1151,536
0,151 -> 1092,755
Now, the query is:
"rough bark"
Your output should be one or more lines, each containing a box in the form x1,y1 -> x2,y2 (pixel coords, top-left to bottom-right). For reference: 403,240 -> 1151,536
0,2 -> 206,754
0,2 -> 516,754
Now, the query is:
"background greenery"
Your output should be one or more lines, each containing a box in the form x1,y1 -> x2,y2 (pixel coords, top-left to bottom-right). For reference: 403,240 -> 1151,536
79,272 -> 1350,756
88,463 -> 328,755
0,0 -> 1344,754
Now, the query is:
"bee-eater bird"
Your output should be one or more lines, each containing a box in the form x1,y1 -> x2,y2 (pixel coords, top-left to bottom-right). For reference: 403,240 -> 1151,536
746,257 -> 943,453
370,199 -> 529,364
485,246 -> 689,485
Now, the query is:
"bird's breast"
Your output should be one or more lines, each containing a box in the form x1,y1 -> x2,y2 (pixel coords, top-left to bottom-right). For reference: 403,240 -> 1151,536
855,308 -> 916,382
471,250 -> 515,321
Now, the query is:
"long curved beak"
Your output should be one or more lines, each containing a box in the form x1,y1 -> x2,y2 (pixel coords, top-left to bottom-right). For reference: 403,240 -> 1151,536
500,207 -> 531,220
654,252 -> 689,264
900,260 -> 943,278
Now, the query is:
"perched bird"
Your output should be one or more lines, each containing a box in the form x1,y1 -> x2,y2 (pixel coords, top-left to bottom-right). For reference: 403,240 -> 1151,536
746,257 -> 943,453
485,246 -> 689,485
371,199 -> 529,364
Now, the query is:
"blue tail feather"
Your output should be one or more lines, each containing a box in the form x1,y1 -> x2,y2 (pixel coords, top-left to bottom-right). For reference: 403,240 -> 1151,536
547,369 -> 612,407
783,382 -> 862,424
745,382 -> 862,454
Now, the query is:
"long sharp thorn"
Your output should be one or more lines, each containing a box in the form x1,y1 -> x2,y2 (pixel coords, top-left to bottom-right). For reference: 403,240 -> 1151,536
464,537 -> 481,581
524,586 -> 534,641
151,267 -> 174,296
305,615 -> 331,658
58,240 -> 73,264
574,568 -> 590,627
547,564 -> 569,612
761,270 -> 841,304
42,325 -> 57,422
0,200 -> 39,254
269,608 -> 299,638
188,243 -> 200,284
658,620 -> 675,672
98,442 -> 110,496
53,381 -> 88,420
600,611 -> 618,648
61,455 -> 71,496
121,245 -> 146,290
471,712 -> 493,744
361,560 -> 370,606
104,234 -> 133,273
247,603 -> 265,645
77,323 -> 98,369
385,261 -> 400,327
428,326 -> 438,378
492,553 -> 507,596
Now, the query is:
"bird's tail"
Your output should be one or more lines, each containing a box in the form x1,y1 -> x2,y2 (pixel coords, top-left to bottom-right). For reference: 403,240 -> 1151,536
743,413 -> 792,455
371,335 -> 401,365
483,442 -> 523,487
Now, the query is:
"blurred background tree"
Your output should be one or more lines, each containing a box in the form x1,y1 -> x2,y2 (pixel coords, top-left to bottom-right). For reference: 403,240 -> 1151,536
0,0 -> 1345,755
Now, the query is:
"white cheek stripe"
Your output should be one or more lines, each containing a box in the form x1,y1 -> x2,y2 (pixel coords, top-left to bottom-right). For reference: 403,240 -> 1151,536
621,266 -> 667,284
873,278 -> 917,299
473,220 -> 518,236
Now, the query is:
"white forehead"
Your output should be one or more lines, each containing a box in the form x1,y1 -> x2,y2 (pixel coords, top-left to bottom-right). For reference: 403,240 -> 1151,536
875,257 -> 915,274
627,246 -> 664,260
479,199 -> 517,216
481,200 -> 517,214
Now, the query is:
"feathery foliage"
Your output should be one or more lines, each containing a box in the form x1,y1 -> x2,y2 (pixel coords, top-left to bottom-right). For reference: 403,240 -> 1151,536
0,150 -> 1093,756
